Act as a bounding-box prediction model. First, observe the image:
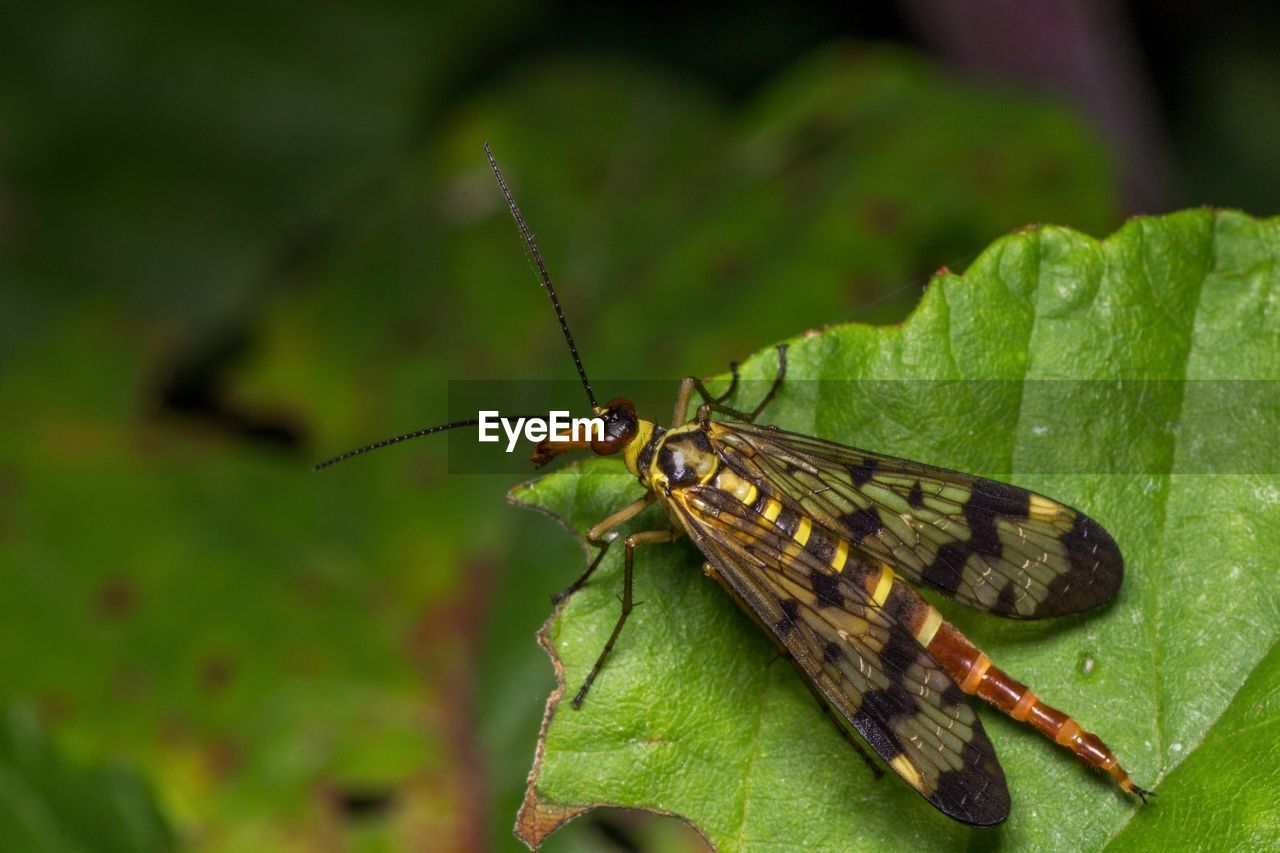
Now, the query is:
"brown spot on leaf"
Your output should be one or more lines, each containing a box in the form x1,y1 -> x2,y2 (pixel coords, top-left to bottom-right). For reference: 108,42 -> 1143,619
96,577 -> 137,619
200,655 -> 235,693
710,245 -> 747,288
110,666 -> 148,701
37,691 -> 73,725
860,197 -> 904,236
203,736 -> 239,781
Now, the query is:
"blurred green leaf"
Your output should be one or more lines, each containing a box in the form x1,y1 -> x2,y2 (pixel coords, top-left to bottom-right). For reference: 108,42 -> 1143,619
512,210 -> 1280,849
0,708 -> 171,853
0,0 -> 530,347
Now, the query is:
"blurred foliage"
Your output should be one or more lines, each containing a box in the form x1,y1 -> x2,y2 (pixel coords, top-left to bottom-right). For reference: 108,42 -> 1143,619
1138,0 -> 1280,214
0,708 -> 171,852
0,4 -> 1145,848
0,0 -> 531,343
513,210 -> 1280,849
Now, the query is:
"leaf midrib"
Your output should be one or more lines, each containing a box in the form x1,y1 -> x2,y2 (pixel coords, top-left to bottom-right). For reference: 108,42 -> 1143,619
1101,212 -> 1271,848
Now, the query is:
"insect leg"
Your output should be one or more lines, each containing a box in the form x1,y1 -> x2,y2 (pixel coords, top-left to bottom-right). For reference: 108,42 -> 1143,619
694,344 -> 788,423
671,378 -> 696,426
552,493 -> 656,604
689,360 -> 741,407
572,528 -> 677,709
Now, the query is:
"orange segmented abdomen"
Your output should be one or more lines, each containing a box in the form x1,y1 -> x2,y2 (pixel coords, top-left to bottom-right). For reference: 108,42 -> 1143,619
924,619 -> 1150,799
864,564 -> 1150,800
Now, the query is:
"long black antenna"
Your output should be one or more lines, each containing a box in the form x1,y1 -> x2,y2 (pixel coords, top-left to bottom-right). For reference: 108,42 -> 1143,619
484,141 -> 598,411
315,145 -> 597,472
313,419 -> 480,471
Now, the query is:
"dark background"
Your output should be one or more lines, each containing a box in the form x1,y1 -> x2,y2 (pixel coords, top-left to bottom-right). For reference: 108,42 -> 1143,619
1,1 -> 1276,850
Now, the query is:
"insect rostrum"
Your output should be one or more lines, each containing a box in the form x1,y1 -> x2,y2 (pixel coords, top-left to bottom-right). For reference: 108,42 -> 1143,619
316,144 -> 1152,827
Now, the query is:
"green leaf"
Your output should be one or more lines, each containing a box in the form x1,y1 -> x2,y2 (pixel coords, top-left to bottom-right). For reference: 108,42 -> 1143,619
0,708 -> 173,853
1106,642 -> 1280,851
511,210 -> 1280,850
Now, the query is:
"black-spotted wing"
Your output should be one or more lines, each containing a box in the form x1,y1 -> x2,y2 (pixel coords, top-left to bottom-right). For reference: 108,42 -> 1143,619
665,483 -> 1011,826
709,422 -> 1123,618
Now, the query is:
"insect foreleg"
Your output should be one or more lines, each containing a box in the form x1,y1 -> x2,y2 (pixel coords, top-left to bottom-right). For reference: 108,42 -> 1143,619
694,344 -> 788,423
552,493 -> 656,605
572,528 -> 677,709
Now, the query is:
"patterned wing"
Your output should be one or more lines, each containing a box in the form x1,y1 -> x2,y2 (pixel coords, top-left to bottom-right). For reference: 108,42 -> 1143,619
668,483 -> 1010,826
709,421 -> 1123,618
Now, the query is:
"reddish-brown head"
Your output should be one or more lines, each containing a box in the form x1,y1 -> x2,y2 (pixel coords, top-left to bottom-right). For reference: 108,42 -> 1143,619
530,398 -> 639,467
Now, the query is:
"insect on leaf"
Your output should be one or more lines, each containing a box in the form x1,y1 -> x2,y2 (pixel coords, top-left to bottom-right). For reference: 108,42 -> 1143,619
512,210 -> 1280,851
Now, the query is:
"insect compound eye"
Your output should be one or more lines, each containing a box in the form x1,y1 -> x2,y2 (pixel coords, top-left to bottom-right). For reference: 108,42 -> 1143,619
591,398 -> 638,456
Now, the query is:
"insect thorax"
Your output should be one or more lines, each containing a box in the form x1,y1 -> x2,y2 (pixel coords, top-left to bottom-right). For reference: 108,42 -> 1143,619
625,422 -> 719,494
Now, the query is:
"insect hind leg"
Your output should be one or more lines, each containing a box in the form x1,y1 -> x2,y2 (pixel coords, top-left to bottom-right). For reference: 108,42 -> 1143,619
693,344 -> 788,424
572,528 -> 677,709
